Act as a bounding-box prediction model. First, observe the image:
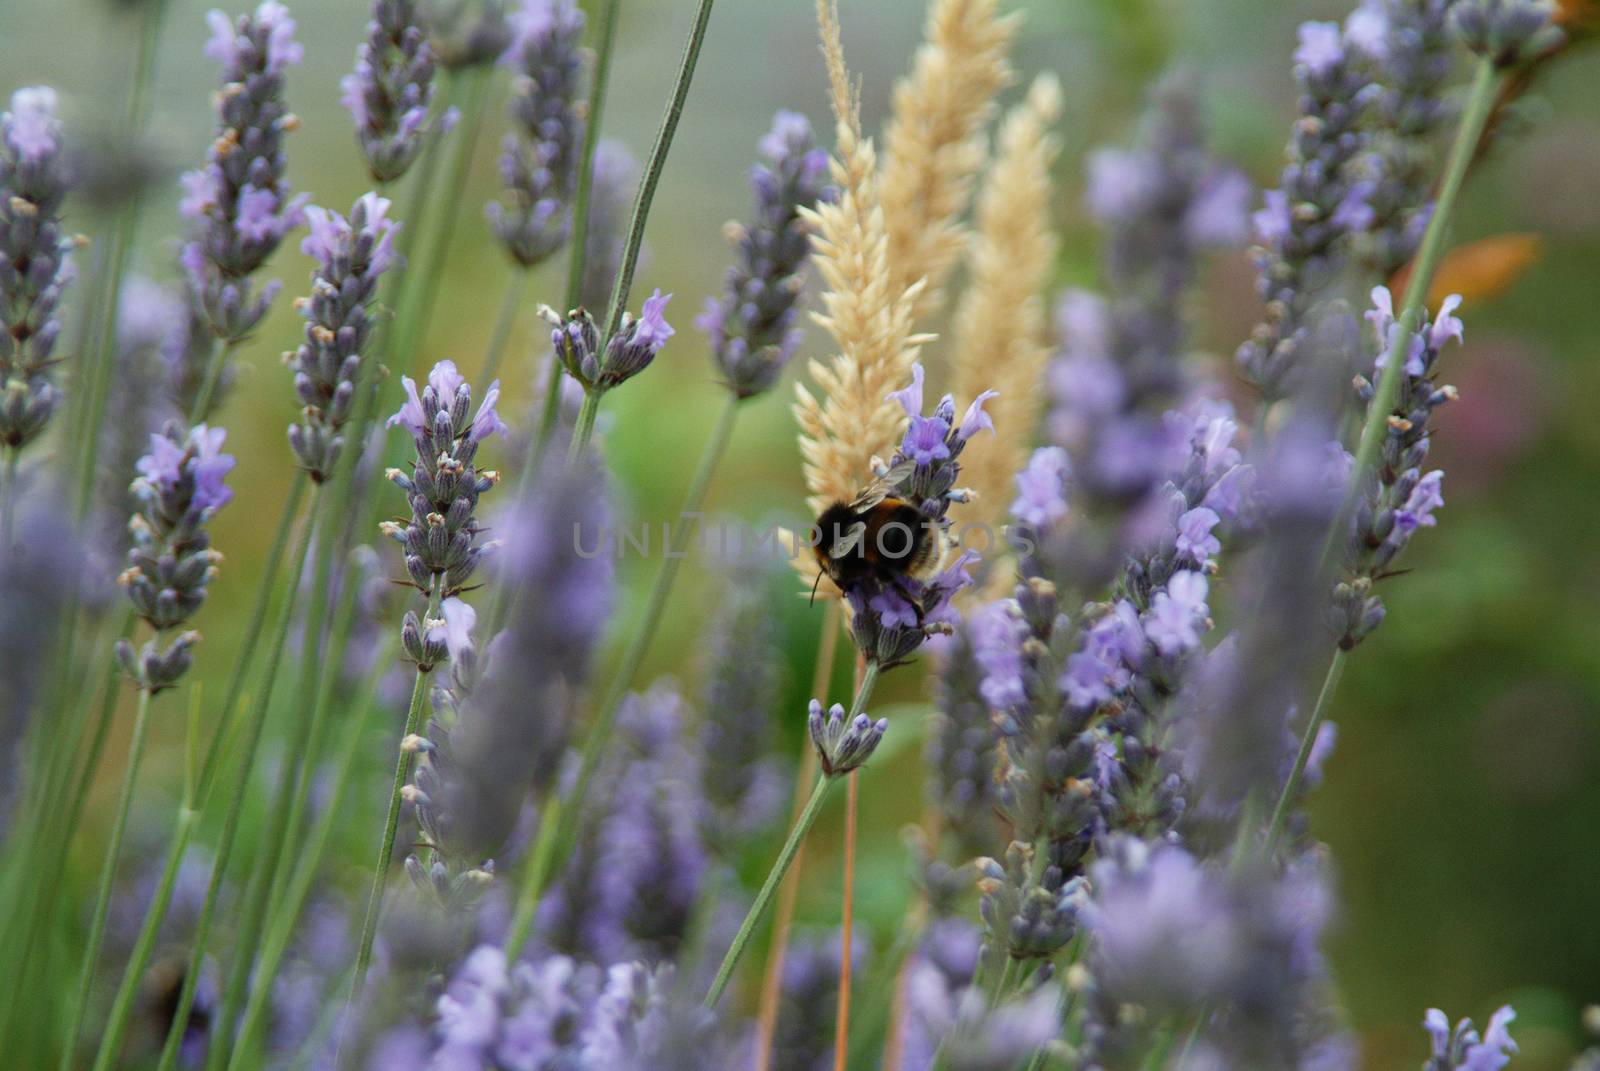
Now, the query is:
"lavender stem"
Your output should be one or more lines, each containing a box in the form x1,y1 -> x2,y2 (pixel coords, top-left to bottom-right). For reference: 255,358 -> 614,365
225,639 -> 395,1069
152,501 -> 323,1071
58,685 -> 155,1071
565,0 -> 716,460
705,661 -> 880,1008
347,580 -> 443,1007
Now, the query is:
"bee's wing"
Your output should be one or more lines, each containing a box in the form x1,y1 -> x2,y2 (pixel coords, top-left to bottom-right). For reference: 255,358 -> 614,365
831,519 -> 868,558
849,460 -> 914,510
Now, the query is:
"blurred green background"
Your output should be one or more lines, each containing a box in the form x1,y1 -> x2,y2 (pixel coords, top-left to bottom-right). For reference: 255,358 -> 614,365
6,0 -> 1599,1066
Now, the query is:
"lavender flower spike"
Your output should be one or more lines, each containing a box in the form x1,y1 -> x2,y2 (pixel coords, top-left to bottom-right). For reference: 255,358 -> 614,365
342,0 -> 449,182
546,289 -> 675,393
288,191 -> 399,481
0,86 -> 75,450
1423,1005 -> 1519,1071
1237,19 -> 1381,398
1453,0 -> 1563,67
1331,286 -> 1462,649
700,110 -> 832,399
808,699 -> 889,777
825,363 -> 992,668
383,359 -> 503,610
182,1 -> 307,341
115,423 -> 236,692
487,0 -> 586,268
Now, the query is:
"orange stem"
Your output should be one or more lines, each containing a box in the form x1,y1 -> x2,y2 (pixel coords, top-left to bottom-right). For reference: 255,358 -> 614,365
753,602 -> 841,1071
833,654 -> 866,1069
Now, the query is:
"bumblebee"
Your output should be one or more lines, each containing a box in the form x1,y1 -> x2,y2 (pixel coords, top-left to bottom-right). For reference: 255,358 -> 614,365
812,465 -> 940,606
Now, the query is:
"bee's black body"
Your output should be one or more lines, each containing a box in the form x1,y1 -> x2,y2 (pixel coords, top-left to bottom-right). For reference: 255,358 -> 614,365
813,495 -> 939,595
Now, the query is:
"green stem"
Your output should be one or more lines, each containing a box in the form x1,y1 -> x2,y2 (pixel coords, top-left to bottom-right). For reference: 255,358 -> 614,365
155,503 -> 322,1071
346,582 -> 442,1007
529,0 -> 623,465
503,795 -> 564,960
704,774 -> 834,1008
203,490 -> 326,1071
89,804 -> 200,1071
68,0 -> 168,521
1356,60 -> 1498,484
478,268 -> 528,384
520,393 -> 739,910
600,0 -> 716,342
224,642 -> 393,1071
392,67 -> 492,380
196,474 -> 310,800
562,0 -> 715,460
566,387 -> 602,461
563,0 -> 621,313
1262,648 -> 1346,854
59,684 -> 156,1071
187,338 -> 238,427
1,449 -> 17,549
704,662 -> 879,1008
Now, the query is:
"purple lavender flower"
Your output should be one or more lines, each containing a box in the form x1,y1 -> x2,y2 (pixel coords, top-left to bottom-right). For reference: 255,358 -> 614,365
701,111 -> 832,399
0,86 -> 74,450
1048,78 -> 1248,539
541,685 -> 709,965
1010,447 -> 1071,530
343,0 -> 448,182
383,359 -> 502,632
1237,17 -> 1381,398
0,501 -> 79,834
287,192 -> 399,481
547,290 -> 675,393
1424,1005 -> 1519,1071
929,623 -> 1006,862
411,452 -> 612,867
808,699 -> 889,777
115,423 -> 236,692
1331,288 -> 1463,649
1345,1 -> 1459,277
488,0 -> 586,268
182,1 -> 307,342
826,364 -> 992,668
771,926 -> 870,1071
697,552 -> 787,845
1453,0 -> 1563,67
390,945 -> 692,1069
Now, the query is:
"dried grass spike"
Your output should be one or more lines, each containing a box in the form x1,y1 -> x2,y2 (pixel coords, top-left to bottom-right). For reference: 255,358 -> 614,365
879,0 -> 1019,322
951,73 -> 1063,539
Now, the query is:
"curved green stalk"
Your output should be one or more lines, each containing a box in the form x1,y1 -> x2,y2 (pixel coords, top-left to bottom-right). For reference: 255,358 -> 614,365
224,642 -> 393,1071
346,582 -> 443,1007
704,774 -> 833,1008
1,449 -> 17,548
565,388 -> 602,461
89,804 -> 199,1071
58,685 -> 156,1071
68,0 -> 169,521
157,497 -> 320,1071
187,338 -> 239,427
202,490 -> 326,1071
503,795 -> 563,960
565,0 -> 717,461
705,662 -> 880,1008
513,393 -> 739,916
